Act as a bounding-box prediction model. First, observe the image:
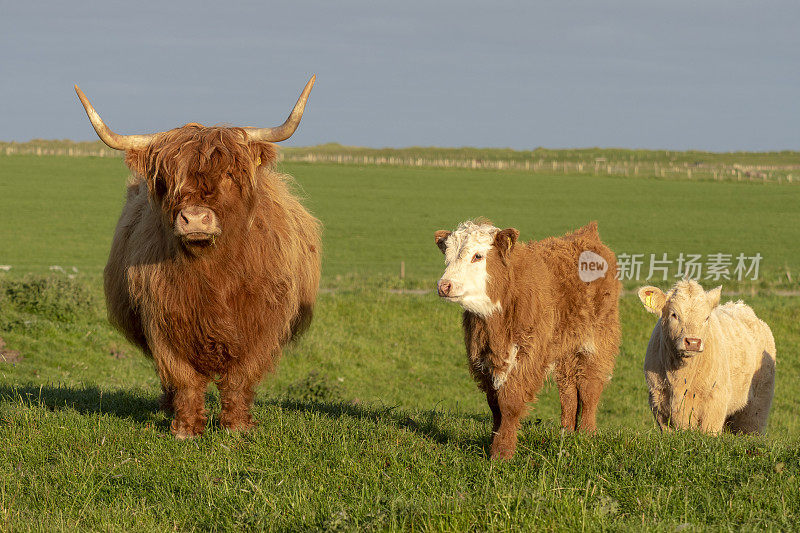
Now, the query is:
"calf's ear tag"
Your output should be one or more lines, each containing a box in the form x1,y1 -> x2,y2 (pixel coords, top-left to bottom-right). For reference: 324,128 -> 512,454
255,156 -> 262,166
644,291 -> 654,309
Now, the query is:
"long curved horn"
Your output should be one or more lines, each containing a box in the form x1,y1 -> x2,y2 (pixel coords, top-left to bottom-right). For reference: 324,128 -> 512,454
243,75 -> 315,142
74,85 -> 156,151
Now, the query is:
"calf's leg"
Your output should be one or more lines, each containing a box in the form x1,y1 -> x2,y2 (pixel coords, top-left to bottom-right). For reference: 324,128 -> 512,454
486,387 -> 502,434
577,376 -> 605,433
557,378 -> 579,431
576,335 -> 618,433
698,402 -> 727,435
491,389 -> 527,460
728,350 -> 775,434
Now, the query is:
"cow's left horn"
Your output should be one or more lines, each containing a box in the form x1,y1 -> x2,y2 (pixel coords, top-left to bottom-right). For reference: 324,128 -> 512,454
74,85 -> 156,151
243,75 -> 315,142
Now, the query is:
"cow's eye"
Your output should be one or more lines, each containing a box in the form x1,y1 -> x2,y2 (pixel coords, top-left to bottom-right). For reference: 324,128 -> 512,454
670,312 -> 678,320
471,253 -> 483,263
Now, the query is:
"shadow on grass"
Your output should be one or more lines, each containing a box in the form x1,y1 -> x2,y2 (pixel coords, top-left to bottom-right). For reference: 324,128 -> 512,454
261,397 -> 501,456
0,384 -> 562,458
0,383 -> 168,429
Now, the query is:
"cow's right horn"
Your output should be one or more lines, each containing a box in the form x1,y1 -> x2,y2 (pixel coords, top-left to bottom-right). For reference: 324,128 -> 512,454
243,75 -> 315,142
74,86 -> 156,151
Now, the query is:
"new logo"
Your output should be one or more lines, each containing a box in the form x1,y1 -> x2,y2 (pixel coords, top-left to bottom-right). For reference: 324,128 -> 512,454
578,250 -> 608,282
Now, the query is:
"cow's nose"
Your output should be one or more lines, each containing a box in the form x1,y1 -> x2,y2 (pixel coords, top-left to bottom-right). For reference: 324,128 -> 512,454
177,206 -> 216,234
685,337 -> 702,351
437,280 -> 452,297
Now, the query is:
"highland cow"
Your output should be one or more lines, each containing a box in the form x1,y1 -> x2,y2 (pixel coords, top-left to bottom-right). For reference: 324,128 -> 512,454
434,220 -> 620,459
75,77 -> 321,438
638,280 -> 776,434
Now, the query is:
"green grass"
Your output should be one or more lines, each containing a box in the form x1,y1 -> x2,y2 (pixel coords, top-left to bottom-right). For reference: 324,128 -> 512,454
1,153 -> 800,530
1,281 -> 800,531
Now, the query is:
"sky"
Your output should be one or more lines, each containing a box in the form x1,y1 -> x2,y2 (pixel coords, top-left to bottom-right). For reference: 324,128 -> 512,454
1,1 -> 798,151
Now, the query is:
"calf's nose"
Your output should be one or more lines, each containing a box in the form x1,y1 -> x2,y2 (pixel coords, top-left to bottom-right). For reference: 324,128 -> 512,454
684,337 -> 702,351
437,279 -> 452,297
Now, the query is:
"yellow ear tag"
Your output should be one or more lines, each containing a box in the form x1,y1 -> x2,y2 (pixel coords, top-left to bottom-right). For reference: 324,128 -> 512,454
255,156 -> 261,166
645,292 -> 654,309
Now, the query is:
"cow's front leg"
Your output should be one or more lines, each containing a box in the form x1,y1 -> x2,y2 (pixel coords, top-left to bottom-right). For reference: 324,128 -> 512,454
218,353 -> 274,432
218,381 -> 257,432
155,356 -> 209,439
160,383 -> 177,415
171,382 -> 209,439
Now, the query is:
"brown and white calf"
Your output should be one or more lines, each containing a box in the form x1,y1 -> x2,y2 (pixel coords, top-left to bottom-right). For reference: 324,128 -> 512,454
434,220 -> 621,459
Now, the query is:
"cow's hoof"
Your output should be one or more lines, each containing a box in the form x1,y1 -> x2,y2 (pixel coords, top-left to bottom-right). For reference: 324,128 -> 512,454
170,419 -> 204,440
220,416 -> 257,432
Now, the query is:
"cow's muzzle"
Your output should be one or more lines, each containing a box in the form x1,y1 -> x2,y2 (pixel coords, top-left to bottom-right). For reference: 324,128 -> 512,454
174,206 -> 222,243
680,337 -> 703,356
437,278 -> 462,299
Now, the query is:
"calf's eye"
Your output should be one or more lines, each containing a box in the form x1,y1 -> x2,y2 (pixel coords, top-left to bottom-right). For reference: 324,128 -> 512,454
471,253 -> 484,263
670,312 -> 678,319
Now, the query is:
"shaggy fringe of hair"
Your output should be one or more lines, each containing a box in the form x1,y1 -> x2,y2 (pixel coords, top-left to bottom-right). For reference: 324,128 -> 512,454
125,125 -> 279,215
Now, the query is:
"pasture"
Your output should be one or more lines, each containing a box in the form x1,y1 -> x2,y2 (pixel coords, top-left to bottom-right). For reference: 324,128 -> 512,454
1,153 -> 800,530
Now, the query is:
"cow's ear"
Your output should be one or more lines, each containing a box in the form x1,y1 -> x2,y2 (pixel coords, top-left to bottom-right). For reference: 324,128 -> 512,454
493,228 -> 519,254
706,285 -> 722,309
124,148 -> 148,177
434,230 -> 451,254
638,286 -> 666,315
250,142 -> 278,168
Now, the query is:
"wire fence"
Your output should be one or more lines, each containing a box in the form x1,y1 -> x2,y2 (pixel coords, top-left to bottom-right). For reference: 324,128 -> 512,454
279,152 -> 799,184
3,142 -> 799,184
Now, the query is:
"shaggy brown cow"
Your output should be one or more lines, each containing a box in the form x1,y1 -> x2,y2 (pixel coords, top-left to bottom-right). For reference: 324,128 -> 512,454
75,77 -> 321,438
435,220 -> 620,459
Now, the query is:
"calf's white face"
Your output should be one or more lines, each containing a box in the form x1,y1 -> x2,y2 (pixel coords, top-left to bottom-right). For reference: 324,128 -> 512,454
434,221 -> 502,317
638,280 -> 722,357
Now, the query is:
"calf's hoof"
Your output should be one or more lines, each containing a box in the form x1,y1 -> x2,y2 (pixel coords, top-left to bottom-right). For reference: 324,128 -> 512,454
490,440 -> 516,461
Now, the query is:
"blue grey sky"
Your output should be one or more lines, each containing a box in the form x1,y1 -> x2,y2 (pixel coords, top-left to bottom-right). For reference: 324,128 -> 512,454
2,1 -> 798,151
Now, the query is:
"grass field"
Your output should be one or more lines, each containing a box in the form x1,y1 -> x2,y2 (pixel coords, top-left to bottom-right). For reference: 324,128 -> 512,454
2,155 -> 799,288
1,153 -> 800,530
